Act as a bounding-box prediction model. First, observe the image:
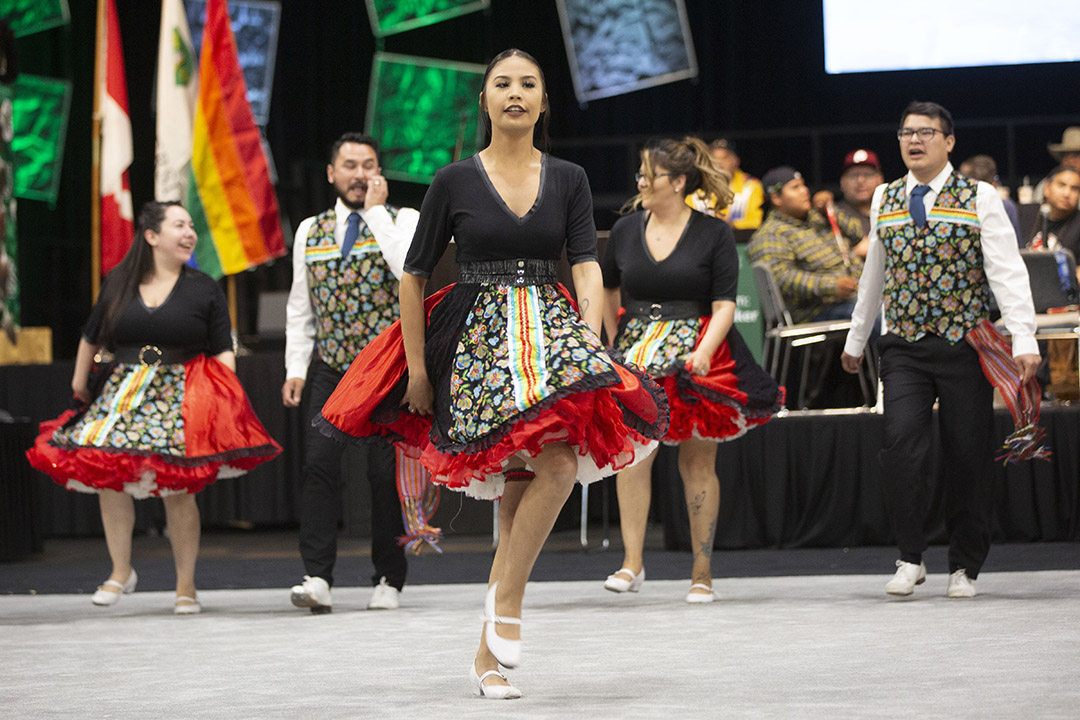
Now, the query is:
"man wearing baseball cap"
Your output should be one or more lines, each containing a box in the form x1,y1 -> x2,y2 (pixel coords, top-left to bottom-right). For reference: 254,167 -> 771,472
836,149 -> 884,237
748,166 -> 865,325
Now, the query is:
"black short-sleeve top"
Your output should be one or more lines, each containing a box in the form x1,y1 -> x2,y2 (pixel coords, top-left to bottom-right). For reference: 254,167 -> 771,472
601,210 -> 738,305
403,154 -> 598,277
83,266 -> 233,355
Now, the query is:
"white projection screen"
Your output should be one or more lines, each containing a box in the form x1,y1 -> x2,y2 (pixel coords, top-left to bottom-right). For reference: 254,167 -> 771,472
823,0 -> 1080,74
556,0 -> 698,103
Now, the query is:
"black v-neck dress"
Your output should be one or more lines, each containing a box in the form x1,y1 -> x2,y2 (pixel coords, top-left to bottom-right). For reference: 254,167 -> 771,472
318,155 -> 669,499
602,210 -> 782,443
28,267 -> 281,498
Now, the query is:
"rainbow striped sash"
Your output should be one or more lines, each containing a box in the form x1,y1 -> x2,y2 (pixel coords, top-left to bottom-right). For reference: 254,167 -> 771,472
965,320 -> 1050,463
506,286 -> 551,411
625,319 -> 675,369
72,364 -> 158,447
394,447 -> 441,554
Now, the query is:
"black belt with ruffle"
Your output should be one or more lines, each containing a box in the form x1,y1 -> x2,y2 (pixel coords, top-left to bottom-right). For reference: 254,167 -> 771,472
458,258 -> 559,286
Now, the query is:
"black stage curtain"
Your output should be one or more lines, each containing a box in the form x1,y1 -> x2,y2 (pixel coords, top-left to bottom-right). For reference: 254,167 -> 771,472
2,358 -> 1078,549
655,408 -> 1080,551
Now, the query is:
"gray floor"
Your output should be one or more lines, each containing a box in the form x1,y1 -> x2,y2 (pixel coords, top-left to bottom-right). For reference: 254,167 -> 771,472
2,571 -> 1078,718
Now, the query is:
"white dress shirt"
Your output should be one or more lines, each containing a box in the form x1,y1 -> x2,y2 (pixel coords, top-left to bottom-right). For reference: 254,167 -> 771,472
844,162 -> 1038,358
284,197 -> 420,381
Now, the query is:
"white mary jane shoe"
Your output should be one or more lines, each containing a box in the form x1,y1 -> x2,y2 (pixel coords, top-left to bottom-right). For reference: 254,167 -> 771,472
685,583 -> 716,604
91,569 -> 138,606
174,596 -> 202,615
604,567 -> 645,593
483,582 -> 522,668
470,662 -> 521,700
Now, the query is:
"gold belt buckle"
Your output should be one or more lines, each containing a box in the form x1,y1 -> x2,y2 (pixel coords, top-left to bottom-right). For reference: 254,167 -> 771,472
138,345 -> 163,366
649,303 -> 663,321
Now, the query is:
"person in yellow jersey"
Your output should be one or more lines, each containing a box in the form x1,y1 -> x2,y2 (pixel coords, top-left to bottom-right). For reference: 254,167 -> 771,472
686,138 -> 763,230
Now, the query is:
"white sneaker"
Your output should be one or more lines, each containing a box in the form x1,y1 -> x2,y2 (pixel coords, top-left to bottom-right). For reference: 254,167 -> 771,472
290,575 -> 332,614
367,576 -> 400,610
947,569 -> 976,598
884,560 -> 926,596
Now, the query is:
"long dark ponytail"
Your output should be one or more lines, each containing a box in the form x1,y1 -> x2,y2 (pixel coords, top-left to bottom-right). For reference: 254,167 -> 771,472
96,201 -> 183,346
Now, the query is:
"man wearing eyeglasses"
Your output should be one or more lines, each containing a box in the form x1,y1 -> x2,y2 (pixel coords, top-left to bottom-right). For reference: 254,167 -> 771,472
841,101 -> 1039,600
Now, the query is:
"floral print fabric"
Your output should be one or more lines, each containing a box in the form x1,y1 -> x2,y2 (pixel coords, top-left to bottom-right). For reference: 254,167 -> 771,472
877,173 -> 988,344
615,316 -> 701,377
305,208 -> 400,373
53,363 -> 186,456
447,283 -> 617,445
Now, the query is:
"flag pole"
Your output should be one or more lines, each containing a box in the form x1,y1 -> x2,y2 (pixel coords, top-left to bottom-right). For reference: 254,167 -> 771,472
90,0 -> 105,302
226,274 -> 238,332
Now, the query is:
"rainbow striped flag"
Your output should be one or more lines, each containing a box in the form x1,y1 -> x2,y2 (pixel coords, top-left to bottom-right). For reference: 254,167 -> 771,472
186,0 -> 285,278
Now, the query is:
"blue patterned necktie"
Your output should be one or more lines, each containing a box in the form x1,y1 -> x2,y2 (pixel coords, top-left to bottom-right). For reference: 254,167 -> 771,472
909,185 -> 931,229
341,212 -> 360,259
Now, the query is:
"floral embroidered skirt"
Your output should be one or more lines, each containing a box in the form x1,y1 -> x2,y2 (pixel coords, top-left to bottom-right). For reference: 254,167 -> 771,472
317,280 -> 670,499
615,315 -> 783,444
27,355 -> 281,498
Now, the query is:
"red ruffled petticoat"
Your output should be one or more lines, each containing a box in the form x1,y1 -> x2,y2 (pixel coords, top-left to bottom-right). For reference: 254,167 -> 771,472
648,316 -> 784,445
27,355 -> 281,497
317,285 -> 669,499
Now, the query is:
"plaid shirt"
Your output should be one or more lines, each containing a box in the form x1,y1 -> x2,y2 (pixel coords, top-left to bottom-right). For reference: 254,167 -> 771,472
747,208 -> 865,323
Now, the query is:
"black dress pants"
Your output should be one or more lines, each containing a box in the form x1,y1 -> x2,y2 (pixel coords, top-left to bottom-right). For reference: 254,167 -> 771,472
299,356 -> 407,589
878,333 -> 996,578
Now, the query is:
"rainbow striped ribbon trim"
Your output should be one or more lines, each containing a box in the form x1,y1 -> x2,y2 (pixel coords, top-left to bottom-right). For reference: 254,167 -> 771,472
304,237 -> 379,263
506,286 -> 550,412
72,364 -> 157,447
877,207 -> 980,230
625,319 -> 675,369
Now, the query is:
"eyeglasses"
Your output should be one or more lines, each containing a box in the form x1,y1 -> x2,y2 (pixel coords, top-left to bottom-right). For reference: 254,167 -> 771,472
897,127 -> 947,142
635,172 -> 671,184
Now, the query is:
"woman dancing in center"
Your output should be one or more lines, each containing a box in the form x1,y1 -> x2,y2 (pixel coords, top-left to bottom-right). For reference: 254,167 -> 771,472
317,49 -> 668,699
601,137 -> 783,602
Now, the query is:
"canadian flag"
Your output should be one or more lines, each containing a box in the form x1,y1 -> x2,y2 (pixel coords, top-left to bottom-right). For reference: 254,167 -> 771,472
98,0 -> 134,276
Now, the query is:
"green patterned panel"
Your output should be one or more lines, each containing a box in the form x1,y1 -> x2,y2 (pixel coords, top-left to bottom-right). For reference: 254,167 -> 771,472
365,0 -> 489,37
11,74 -> 71,204
0,0 -> 70,37
366,53 -> 485,184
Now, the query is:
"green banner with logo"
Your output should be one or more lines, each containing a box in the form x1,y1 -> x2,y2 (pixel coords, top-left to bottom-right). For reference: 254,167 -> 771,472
734,244 -> 763,364
11,74 -> 71,204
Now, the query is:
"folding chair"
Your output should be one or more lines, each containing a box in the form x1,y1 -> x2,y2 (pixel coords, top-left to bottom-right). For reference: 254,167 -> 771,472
751,262 -> 876,409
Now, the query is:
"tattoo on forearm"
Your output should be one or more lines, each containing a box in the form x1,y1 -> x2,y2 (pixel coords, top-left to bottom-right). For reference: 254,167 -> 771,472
580,298 -> 590,315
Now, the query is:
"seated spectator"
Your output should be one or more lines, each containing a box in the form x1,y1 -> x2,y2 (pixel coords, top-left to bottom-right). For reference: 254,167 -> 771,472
687,138 -> 764,229
1026,165 -> 1080,271
959,154 -> 1023,243
1034,126 -> 1080,202
836,149 -> 883,238
748,166 -> 864,323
